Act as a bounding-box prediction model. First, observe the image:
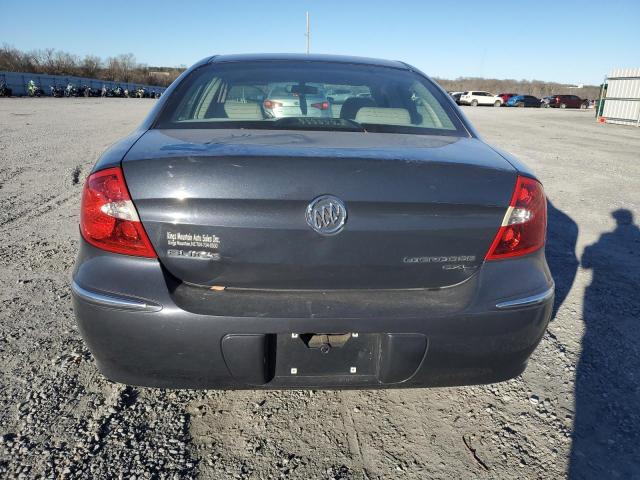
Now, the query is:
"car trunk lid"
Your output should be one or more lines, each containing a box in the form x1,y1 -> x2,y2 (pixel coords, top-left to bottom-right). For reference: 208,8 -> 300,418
122,129 -> 516,289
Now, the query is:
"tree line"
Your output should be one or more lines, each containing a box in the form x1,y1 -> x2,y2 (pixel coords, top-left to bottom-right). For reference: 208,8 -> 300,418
1,45 -> 602,99
435,77 -> 601,100
0,45 -> 183,87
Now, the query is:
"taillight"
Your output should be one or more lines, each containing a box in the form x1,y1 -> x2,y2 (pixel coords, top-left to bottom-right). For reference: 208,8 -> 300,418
311,101 -> 330,110
263,100 -> 283,109
80,167 -> 156,258
485,176 -> 546,260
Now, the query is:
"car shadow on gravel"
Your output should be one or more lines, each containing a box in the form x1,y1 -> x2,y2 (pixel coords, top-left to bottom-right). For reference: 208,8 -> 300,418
569,209 -> 640,479
546,200 -> 579,319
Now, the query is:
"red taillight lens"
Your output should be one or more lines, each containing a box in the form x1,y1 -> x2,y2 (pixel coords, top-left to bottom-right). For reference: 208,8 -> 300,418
311,101 -> 330,110
263,100 -> 283,109
80,167 -> 156,258
485,176 -> 546,260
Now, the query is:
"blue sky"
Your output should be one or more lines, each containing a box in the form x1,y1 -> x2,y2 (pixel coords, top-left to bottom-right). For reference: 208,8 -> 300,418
2,0 -> 638,84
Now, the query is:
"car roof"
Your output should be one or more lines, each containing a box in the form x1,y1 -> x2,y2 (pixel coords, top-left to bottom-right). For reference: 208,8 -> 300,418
207,53 -> 410,70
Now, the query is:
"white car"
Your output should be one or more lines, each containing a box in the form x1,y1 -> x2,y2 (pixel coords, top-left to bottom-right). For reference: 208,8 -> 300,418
459,91 -> 502,107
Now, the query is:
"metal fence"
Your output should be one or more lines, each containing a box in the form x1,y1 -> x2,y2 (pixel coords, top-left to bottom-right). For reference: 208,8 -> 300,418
0,71 -> 167,96
601,68 -> 640,127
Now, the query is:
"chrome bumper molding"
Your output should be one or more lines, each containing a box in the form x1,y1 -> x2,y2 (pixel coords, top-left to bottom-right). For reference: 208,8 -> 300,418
496,285 -> 555,310
71,281 -> 162,312
72,280 -> 553,313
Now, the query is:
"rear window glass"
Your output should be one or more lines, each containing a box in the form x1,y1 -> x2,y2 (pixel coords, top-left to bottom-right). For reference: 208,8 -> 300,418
156,61 -> 466,136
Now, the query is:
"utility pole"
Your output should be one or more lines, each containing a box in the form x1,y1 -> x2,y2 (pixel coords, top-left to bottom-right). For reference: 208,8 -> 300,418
305,12 -> 310,54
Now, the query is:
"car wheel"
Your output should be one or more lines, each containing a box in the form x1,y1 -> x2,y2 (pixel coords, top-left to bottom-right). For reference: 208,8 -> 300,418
494,100 -> 501,107
471,100 -> 478,107
517,102 -> 525,108
560,103 -> 567,109
580,103 -> 587,109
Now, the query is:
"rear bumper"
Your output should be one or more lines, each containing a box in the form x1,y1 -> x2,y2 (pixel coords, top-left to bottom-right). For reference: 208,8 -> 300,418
72,241 -> 554,389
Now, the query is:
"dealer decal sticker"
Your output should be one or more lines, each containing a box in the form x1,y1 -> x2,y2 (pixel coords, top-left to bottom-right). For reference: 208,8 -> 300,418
166,231 -> 221,260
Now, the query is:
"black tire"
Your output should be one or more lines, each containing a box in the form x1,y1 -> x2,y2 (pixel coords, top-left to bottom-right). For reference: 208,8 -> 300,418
471,99 -> 478,107
560,103 -> 567,109
517,102 -> 525,108
494,100 -> 501,107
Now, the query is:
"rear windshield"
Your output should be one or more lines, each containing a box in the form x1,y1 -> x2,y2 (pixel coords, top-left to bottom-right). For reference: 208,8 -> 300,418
155,61 -> 467,136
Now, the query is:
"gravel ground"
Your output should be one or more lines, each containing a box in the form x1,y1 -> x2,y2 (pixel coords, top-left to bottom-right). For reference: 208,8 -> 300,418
0,99 -> 638,479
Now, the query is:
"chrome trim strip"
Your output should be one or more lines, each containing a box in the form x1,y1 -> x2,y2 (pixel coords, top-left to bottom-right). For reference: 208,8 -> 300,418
71,281 -> 161,312
496,285 -> 555,310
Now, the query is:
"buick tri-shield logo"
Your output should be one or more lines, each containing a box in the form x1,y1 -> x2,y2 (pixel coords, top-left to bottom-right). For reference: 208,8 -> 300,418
306,195 -> 347,235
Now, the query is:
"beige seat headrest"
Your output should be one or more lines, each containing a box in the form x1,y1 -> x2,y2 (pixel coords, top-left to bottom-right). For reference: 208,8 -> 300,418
355,107 -> 411,125
224,101 -> 263,120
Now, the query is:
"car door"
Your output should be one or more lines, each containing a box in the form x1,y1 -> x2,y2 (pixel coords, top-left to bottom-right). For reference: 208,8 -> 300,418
571,95 -> 583,108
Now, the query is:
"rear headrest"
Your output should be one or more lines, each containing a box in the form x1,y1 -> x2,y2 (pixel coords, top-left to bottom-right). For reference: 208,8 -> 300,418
224,101 -> 263,120
355,107 -> 412,125
340,97 -> 376,120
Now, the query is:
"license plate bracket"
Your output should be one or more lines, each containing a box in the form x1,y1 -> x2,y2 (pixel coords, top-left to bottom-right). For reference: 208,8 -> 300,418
276,333 -> 379,377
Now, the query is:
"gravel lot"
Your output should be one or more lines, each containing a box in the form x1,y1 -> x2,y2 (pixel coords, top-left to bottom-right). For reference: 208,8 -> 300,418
0,99 -> 638,479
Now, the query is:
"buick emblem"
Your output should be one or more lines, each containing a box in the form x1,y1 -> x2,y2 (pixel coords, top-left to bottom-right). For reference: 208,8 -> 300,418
306,195 -> 347,235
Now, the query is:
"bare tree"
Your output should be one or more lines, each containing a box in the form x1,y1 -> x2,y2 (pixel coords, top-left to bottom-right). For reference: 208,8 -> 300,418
104,56 -> 120,81
0,44 -> 34,72
116,53 -> 136,82
81,55 -> 102,78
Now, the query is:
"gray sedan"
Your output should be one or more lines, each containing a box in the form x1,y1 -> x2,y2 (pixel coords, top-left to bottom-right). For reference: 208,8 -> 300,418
72,53 -> 554,389
263,82 -> 332,118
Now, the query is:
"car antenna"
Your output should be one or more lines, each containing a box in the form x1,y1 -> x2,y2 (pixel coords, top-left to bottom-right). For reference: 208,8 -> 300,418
305,12 -> 311,54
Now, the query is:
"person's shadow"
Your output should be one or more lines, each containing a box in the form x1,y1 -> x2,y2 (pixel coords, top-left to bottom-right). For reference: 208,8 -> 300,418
569,209 -> 640,478
546,200 -> 580,319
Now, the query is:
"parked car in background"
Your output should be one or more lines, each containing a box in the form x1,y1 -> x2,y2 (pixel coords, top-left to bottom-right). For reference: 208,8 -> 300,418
497,93 -> 518,104
325,87 -> 353,104
506,95 -> 541,108
449,91 -> 464,104
72,53 -> 553,390
459,91 -> 502,107
264,82 -> 332,118
543,94 -> 588,109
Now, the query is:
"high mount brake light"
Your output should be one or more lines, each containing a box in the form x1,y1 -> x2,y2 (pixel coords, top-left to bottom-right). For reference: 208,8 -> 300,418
263,100 -> 283,109
80,167 -> 156,258
311,101 -> 330,110
485,176 -> 547,260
